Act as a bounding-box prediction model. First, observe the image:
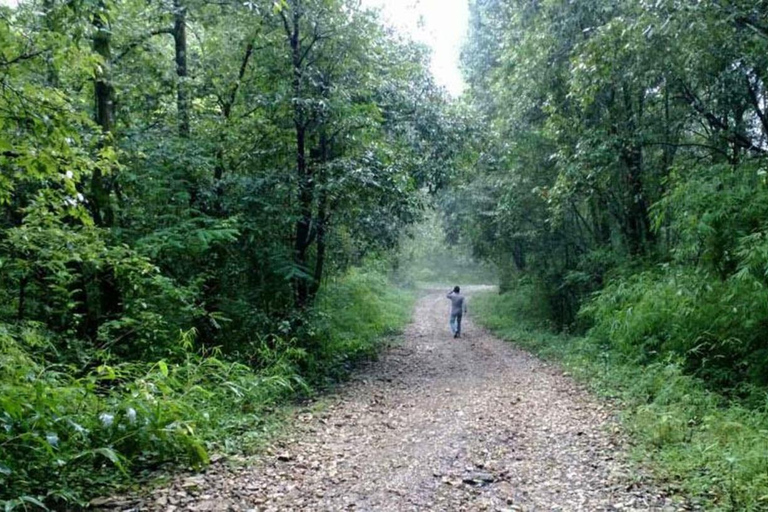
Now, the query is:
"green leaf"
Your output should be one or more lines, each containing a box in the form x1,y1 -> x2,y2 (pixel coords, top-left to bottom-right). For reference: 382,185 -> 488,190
157,360 -> 169,377
92,448 -> 127,474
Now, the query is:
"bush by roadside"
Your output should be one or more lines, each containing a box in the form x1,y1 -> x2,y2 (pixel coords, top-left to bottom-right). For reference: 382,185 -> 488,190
474,283 -> 768,511
0,267 -> 414,510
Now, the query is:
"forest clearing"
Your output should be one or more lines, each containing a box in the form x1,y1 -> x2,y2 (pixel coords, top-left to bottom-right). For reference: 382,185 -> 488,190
2,0 -> 768,510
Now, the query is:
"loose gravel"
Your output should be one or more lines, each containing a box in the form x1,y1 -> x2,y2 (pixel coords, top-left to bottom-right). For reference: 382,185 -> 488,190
102,286 -> 682,511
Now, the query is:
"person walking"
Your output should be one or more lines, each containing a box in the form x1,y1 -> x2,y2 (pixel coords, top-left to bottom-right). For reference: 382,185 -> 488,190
446,286 -> 468,338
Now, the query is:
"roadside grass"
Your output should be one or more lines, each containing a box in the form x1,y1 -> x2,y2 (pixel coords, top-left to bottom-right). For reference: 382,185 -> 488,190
0,267 -> 415,510
310,266 -> 416,385
473,285 -> 768,512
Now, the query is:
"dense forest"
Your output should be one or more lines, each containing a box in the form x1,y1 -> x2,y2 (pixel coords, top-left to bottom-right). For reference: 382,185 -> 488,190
5,0 -> 768,507
457,0 -> 768,395
0,0 -> 467,506
457,1 -> 768,507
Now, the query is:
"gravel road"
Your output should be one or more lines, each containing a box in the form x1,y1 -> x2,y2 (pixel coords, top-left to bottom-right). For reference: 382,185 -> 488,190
110,286 -> 679,511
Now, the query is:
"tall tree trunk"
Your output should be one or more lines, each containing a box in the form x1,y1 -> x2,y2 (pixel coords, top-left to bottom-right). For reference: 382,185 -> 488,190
211,41 -> 253,209
731,104 -> 746,165
511,240 -> 526,271
293,124 -> 312,308
285,0 -> 313,309
43,0 -> 60,86
92,1 -> 114,227
90,2 -> 122,337
17,275 -> 27,321
590,195 -> 611,246
173,0 -> 190,137
620,86 -> 652,256
622,143 -> 651,256
309,132 -> 330,300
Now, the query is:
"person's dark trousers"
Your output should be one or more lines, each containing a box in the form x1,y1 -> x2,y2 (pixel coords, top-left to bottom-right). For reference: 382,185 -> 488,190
450,313 -> 463,337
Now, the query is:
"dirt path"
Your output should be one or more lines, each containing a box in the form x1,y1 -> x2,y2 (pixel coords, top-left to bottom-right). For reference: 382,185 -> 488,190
124,287 -> 677,511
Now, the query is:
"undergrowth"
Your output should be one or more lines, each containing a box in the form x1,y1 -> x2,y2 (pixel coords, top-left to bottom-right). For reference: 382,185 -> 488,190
0,267 -> 414,510
474,282 -> 768,512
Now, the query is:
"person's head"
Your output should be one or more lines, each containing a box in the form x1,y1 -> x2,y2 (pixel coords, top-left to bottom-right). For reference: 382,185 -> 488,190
453,286 -> 460,293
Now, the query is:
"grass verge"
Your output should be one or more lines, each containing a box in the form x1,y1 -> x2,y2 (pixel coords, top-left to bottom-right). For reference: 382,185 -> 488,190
473,285 -> 768,512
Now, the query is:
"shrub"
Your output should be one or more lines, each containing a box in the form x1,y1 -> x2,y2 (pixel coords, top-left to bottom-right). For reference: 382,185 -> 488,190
475,287 -> 768,510
0,266 -> 412,509
309,265 -> 415,383
0,326 -> 303,509
582,268 -> 768,397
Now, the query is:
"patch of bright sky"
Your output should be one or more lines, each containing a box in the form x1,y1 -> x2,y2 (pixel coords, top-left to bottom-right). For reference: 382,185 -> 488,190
360,0 -> 468,97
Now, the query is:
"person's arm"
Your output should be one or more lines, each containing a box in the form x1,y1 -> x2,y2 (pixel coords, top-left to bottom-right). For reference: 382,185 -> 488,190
447,291 -> 454,299
463,298 -> 468,314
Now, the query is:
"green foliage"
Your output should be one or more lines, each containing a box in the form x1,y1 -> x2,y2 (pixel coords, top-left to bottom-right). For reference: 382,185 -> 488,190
475,286 -> 768,511
455,0 -> 768,443
582,267 -> 768,395
0,267 -> 412,508
0,326 -> 298,508
457,0 -> 768,322
1,0 -> 453,506
311,264 -> 416,382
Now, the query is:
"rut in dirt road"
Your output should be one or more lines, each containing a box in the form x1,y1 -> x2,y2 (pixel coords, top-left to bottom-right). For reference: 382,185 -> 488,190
129,287 -> 677,511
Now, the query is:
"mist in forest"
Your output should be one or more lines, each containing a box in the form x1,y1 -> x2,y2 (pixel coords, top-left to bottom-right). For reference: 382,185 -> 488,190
395,209 -> 497,287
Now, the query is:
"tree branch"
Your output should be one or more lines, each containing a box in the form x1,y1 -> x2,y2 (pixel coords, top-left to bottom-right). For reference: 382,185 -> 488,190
279,9 -> 293,40
734,15 -> 768,42
298,25 -> 327,66
678,82 -> 767,154
644,140 -> 730,159
711,1 -> 768,41
0,49 -> 45,68
113,28 -> 174,62
221,40 -> 255,118
745,72 -> 768,140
